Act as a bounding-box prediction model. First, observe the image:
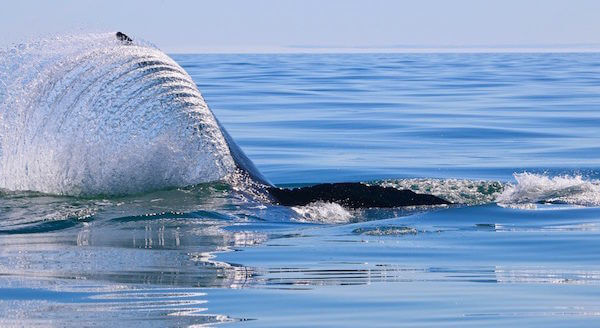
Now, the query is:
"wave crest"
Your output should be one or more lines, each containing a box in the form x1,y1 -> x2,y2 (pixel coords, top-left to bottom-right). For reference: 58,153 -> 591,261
291,202 -> 353,224
377,173 -> 600,207
0,33 -> 236,195
497,173 -> 600,206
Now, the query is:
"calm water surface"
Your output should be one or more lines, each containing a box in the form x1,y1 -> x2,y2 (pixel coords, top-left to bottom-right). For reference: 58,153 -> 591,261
2,53 -> 600,327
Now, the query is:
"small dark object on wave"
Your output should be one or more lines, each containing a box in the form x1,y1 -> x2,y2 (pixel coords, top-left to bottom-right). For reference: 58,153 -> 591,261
268,182 -> 451,209
116,31 -> 133,44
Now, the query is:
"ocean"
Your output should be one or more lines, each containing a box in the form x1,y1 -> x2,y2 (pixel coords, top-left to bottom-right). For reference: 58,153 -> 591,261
1,36 -> 600,326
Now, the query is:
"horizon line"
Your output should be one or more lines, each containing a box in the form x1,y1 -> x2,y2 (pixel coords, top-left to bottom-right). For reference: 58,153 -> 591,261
165,44 -> 600,54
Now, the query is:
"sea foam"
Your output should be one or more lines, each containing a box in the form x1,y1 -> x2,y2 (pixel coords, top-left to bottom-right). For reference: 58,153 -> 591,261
291,201 -> 354,223
379,173 -> 600,207
497,172 -> 600,206
377,178 -> 504,205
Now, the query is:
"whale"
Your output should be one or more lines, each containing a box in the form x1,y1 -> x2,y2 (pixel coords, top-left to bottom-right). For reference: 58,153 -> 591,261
0,32 -> 450,208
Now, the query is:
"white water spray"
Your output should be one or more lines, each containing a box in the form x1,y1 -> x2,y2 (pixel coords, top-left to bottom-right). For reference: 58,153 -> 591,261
0,33 -> 237,195
497,172 -> 600,206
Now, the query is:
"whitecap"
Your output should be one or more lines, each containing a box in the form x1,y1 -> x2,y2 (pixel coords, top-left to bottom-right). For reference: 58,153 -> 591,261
291,201 -> 353,224
0,33 -> 236,196
497,172 -> 600,207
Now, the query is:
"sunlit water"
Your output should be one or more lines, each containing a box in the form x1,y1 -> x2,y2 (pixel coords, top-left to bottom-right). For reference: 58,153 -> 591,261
2,39 -> 600,326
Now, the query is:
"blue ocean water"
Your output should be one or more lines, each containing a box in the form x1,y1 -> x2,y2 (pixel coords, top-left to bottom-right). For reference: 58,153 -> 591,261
180,53 -> 600,182
2,49 -> 600,327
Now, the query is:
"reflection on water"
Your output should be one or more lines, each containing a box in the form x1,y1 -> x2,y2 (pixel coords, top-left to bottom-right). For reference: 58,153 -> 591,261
0,219 -> 266,288
3,203 -> 600,326
0,283 -> 236,327
0,214 -> 265,326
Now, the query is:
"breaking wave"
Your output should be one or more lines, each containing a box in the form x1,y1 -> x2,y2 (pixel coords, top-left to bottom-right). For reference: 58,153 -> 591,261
291,201 -> 353,224
497,172 -> 600,206
377,173 -> 600,208
0,33 -> 237,196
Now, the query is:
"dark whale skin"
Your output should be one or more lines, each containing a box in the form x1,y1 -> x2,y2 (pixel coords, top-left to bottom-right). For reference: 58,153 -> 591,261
268,183 -> 451,209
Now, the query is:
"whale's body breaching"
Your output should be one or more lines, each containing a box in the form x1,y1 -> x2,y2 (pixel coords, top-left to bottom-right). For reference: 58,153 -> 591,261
0,32 -> 449,207
0,33 -> 251,195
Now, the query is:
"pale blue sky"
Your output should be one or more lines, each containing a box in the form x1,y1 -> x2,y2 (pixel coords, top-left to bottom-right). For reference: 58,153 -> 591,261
1,0 -> 599,52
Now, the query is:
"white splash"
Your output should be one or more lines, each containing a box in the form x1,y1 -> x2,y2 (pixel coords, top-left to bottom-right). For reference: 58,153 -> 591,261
291,201 -> 353,224
378,173 -> 600,208
0,33 -> 237,195
497,172 -> 600,206
378,178 -> 505,205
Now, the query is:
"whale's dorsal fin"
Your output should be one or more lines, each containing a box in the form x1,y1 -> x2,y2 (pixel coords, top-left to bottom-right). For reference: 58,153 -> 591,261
116,32 -> 133,45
